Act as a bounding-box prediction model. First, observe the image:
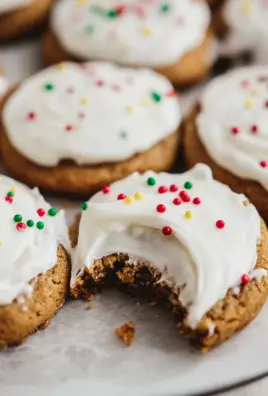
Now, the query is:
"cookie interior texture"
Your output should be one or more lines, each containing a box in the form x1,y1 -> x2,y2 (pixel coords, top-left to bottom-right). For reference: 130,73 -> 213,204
183,105 -> 268,221
0,245 -> 70,349
0,0 -> 54,41
70,217 -> 268,352
42,29 -> 215,87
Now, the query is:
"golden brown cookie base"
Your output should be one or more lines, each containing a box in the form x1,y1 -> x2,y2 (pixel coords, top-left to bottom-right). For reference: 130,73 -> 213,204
70,217 -> 268,352
0,115 -> 179,196
42,29 -> 215,87
183,105 -> 268,221
0,244 -> 70,349
0,0 -> 54,41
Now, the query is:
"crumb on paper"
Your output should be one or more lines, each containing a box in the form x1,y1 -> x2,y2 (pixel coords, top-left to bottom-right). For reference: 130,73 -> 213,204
39,321 -> 50,330
115,321 -> 135,347
86,303 -> 94,310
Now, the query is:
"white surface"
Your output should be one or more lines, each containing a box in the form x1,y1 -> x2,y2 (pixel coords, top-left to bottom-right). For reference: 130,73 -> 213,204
0,41 -> 268,396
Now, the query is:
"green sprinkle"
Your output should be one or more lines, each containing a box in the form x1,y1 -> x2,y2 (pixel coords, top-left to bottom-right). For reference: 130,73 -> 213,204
27,220 -> 34,228
85,25 -> 94,34
161,4 -> 170,12
14,214 -> 22,223
147,177 -> 156,186
48,208 -> 58,217
151,92 -> 162,103
7,191 -> 14,197
184,181 -> 193,190
107,9 -> 118,18
90,5 -> 106,16
36,221 -> 44,230
119,131 -> 128,139
81,202 -> 88,211
44,83 -> 54,91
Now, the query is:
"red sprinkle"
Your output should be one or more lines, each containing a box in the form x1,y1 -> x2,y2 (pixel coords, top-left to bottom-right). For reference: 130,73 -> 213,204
102,186 -> 110,194
169,184 -> 178,192
5,196 -> 13,203
241,274 -> 250,285
66,87 -> 75,94
158,186 -> 168,194
16,222 -> 26,232
96,80 -> 104,87
251,125 -> 258,133
115,4 -> 126,15
166,89 -> 176,97
216,220 -> 225,229
117,193 -> 126,200
162,226 -> 172,236
27,112 -> 36,120
260,161 -> 268,168
265,100 -> 268,108
65,124 -> 73,132
179,191 -> 190,202
173,197 -> 181,206
193,197 -> 201,205
78,112 -> 85,119
37,208 -> 46,217
231,127 -> 239,135
156,204 -> 166,213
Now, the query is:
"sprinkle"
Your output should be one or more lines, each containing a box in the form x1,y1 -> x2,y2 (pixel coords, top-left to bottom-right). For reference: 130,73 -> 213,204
117,193 -> 127,200
27,220 -> 34,227
134,192 -> 143,201
184,181 -> 193,190
37,208 -> 46,217
251,125 -> 258,133
147,177 -> 156,186
44,83 -> 54,91
216,220 -> 225,229
81,202 -> 88,210
244,99 -> 253,109
125,196 -> 134,204
173,197 -> 181,206
66,87 -> 75,94
48,208 -> 58,217
96,80 -> 104,87
119,131 -> 128,139
78,112 -> 86,119
102,186 -> 111,194
158,186 -> 168,194
14,214 -> 22,223
57,62 -> 67,70
80,97 -> 89,105
107,10 -> 118,18
5,196 -> 13,203
151,92 -> 162,103
250,88 -> 258,97
184,210 -> 192,219
16,222 -> 26,232
241,274 -> 250,285
111,84 -> 121,92
36,221 -> 44,230
85,25 -> 94,34
27,112 -> 36,120
265,100 -> 268,108
140,97 -> 151,107
179,191 -> 190,202
115,4 -> 126,15
193,197 -> 201,205
169,184 -> 178,192
140,26 -> 152,37
231,127 -> 239,135
126,105 -> 134,113
156,204 -> 166,213
166,89 -> 176,97
10,187 -> 16,194
65,124 -> 74,132
161,4 -> 170,12
7,191 -> 14,197
260,161 -> 268,168
162,226 -> 172,236
0,242 -> 2,247
241,80 -> 249,88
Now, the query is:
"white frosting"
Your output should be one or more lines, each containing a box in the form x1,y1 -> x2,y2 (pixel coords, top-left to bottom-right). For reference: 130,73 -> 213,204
222,0 -> 268,63
0,75 -> 8,97
51,0 -> 211,68
3,61 -> 180,166
0,174 -> 69,305
72,164 -> 261,328
0,0 -> 32,14
197,66 -> 268,191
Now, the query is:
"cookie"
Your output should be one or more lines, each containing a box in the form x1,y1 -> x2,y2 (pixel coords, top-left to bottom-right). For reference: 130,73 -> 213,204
1,61 -> 181,196
0,0 -> 54,41
0,70 -> 8,105
42,0 -> 216,87
184,66 -> 268,220
0,174 -> 70,349
70,164 -> 268,352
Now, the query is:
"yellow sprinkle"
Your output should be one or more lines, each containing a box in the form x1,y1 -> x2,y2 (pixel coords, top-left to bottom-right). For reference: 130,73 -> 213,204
10,187 -> 16,193
134,192 -> 143,201
250,88 -> 258,97
86,303 -> 94,310
141,26 -> 153,37
140,97 -> 151,107
57,62 -> 67,71
76,0 -> 88,5
244,99 -> 253,109
126,105 -> 134,113
241,0 -> 252,15
80,97 -> 89,105
184,210 -> 192,219
0,241 -> 3,247
125,196 -> 134,204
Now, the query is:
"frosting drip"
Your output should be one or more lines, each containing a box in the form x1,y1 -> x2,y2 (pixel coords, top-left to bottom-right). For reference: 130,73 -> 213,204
72,164 -> 260,328
0,175 -> 68,305
51,0 -> 211,67
197,66 -> 268,191
0,0 -> 32,14
3,61 -> 181,167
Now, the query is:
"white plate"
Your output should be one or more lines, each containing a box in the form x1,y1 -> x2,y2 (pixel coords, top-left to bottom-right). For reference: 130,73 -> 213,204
0,40 -> 267,396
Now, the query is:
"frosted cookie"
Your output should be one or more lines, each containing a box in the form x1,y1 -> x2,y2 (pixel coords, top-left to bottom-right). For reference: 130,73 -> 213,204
1,61 -> 181,196
184,66 -> 268,220
70,164 -> 268,352
42,0 -> 216,86
0,0 -> 54,41
0,174 -> 69,349
216,0 -> 268,63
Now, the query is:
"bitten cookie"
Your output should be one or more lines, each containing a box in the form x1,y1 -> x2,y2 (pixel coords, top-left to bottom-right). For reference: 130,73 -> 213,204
0,0 -> 54,42
184,66 -> 268,220
70,164 -> 268,352
1,61 -> 181,196
42,0 -> 216,86
0,174 -> 70,349
217,0 -> 268,64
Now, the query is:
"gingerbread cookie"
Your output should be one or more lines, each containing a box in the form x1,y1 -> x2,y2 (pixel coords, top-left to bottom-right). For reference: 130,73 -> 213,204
70,164 -> 268,351
0,174 -> 70,349
1,61 -> 181,195
184,66 -> 268,220
0,0 -> 54,41
42,0 -> 216,86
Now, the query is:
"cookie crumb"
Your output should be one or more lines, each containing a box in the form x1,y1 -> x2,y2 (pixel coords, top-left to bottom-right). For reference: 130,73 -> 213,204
86,303 -> 94,310
39,320 -> 50,330
115,321 -> 135,346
